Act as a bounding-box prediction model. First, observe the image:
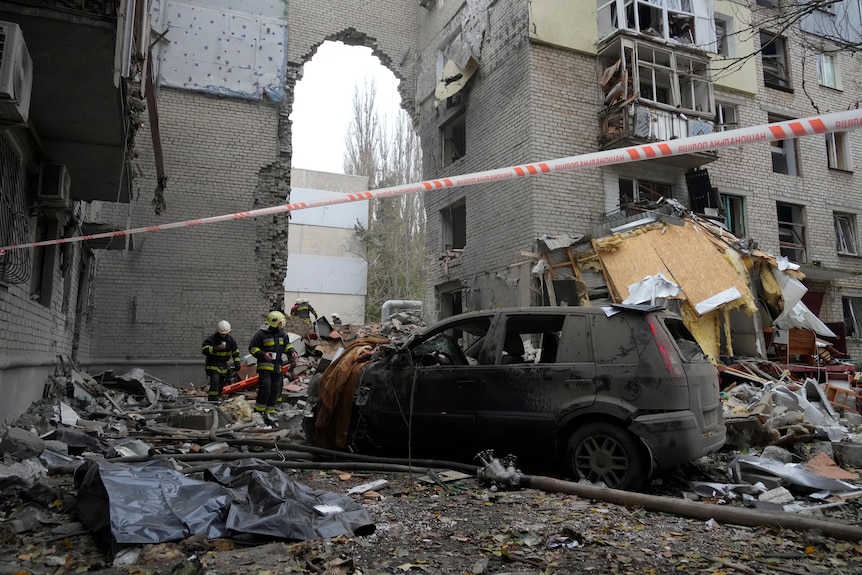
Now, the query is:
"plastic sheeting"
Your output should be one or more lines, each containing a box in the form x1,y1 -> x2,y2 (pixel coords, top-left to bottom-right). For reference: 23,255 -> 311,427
75,458 -> 375,549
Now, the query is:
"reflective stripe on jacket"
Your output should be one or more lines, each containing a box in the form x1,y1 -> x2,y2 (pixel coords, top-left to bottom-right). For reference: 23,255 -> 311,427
249,327 -> 293,372
202,332 -> 241,374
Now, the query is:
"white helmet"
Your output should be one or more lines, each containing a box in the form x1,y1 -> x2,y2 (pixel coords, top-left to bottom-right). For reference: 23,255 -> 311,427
217,320 -> 231,334
295,298 -> 303,304
332,313 -> 340,318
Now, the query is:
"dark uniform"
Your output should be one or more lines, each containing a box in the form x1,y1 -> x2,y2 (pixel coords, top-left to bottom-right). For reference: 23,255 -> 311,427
290,301 -> 317,321
249,325 -> 295,423
201,331 -> 241,402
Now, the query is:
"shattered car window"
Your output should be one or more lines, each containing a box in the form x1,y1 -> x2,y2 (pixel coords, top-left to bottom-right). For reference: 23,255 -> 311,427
412,318 -> 491,366
663,317 -> 706,361
500,315 -> 566,364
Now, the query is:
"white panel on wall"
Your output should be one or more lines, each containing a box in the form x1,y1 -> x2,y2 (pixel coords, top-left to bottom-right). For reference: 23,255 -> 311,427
158,0 -> 287,100
289,187 -> 369,229
284,255 -> 368,295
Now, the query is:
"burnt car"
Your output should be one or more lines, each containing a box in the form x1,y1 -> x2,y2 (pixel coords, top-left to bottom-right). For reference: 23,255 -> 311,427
304,305 -> 726,490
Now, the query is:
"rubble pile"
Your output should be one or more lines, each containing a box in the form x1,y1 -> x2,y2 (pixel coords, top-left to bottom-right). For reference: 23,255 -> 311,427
3,314 -> 862,573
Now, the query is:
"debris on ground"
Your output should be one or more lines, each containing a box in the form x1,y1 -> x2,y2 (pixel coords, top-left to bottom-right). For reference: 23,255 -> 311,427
2,315 -> 862,574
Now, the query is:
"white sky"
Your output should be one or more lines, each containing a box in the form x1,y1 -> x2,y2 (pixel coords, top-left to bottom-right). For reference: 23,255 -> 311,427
290,41 -> 401,174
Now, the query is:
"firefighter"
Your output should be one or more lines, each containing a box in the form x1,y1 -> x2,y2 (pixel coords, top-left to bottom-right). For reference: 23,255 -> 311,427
248,311 -> 295,426
201,320 -> 241,403
290,298 -> 318,322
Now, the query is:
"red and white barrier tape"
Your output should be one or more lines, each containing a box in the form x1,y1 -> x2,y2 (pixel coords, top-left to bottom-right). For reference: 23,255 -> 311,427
2,108 -> 861,254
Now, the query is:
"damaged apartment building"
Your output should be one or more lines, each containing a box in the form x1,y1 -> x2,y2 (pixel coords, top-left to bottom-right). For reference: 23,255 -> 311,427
417,0 -> 862,364
2,0 -> 862,424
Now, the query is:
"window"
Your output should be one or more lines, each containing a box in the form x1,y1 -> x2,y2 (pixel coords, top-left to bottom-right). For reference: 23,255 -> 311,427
501,315 -> 566,364
714,15 -> 732,56
619,178 -> 673,211
817,52 -> 839,89
760,32 -> 790,89
826,132 -> 853,171
776,202 -> 806,263
756,0 -> 780,7
844,296 -> 862,339
30,217 -> 59,307
835,213 -> 858,255
768,114 -> 798,176
720,193 -> 746,237
637,45 -> 675,105
715,102 -> 738,132
442,200 -> 466,250
598,38 -> 713,115
597,0 -> 699,44
441,110 -> 465,167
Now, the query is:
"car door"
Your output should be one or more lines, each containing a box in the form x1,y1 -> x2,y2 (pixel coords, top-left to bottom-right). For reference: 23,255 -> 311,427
475,312 -> 596,463
368,315 -> 492,459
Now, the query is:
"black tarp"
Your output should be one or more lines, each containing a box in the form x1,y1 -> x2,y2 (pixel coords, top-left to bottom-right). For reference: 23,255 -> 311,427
74,458 -> 374,551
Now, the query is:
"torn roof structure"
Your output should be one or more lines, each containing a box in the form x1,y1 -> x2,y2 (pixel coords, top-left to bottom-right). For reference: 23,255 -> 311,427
535,203 -> 844,366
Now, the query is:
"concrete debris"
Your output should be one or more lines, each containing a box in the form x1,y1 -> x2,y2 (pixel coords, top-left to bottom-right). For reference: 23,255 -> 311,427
3,310 -> 862,571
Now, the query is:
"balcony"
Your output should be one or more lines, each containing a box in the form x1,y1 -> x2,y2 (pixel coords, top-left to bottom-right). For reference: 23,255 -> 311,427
0,0 -> 149,203
597,33 -> 717,170
599,102 -> 717,169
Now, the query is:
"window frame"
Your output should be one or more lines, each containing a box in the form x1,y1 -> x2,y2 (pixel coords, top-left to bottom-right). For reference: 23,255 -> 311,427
843,296 -> 862,340
826,131 -> 853,172
768,114 -> 799,176
720,193 -> 746,237
715,102 -> 738,132
776,201 -> 807,263
817,51 -> 840,89
834,212 -> 859,256
441,199 -> 466,251
760,31 -> 791,90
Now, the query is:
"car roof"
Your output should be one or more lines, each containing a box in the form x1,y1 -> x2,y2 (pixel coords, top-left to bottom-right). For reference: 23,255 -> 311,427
430,304 -> 675,324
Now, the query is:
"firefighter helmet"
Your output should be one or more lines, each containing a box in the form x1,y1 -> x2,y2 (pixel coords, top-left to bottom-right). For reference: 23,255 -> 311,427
217,320 -> 231,334
266,311 -> 286,328
295,298 -> 303,304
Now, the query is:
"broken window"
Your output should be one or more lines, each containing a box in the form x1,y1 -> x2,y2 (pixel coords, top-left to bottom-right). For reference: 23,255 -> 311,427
441,110 -> 466,167
843,296 -> 862,339
760,32 -> 790,90
501,315 -> 566,364
637,44 -> 674,104
598,36 -> 713,115
826,132 -> 853,171
619,178 -> 672,211
596,0 -> 711,45
715,102 -> 737,132
676,55 -> 711,112
720,193 -> 746,237
442,199 -> 466,251
768,114 -> 798,176
713,15 -> 731,56
776,202 -> 806,263
817,51 -> 839,89
834,213 -> 859,255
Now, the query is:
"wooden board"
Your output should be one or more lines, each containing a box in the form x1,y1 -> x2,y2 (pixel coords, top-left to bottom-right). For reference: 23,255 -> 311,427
595,221 -> 750,314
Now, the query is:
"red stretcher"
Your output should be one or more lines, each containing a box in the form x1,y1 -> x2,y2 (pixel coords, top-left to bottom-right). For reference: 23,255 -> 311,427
222,364 -> 293,395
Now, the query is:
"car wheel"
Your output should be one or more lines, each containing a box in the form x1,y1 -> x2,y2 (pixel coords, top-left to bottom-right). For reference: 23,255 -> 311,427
565,422 -> 648,490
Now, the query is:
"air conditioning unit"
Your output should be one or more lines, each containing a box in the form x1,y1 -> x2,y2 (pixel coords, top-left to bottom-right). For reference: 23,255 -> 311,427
37,163 -> 72,207
0,21 -> 33,126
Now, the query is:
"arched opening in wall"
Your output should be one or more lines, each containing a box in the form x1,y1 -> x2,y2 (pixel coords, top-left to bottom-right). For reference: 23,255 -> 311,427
287,39 -> 425,326
291,40 -> 408,178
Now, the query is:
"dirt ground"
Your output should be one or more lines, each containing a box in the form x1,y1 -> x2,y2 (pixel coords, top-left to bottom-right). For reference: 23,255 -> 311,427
4,458 -> 862,575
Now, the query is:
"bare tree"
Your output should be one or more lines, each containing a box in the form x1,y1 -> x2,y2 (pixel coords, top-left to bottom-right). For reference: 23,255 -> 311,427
344,79 -> 426,322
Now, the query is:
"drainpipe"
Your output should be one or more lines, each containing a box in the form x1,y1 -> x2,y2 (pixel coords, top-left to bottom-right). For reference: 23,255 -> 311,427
381,300 -> 422,321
